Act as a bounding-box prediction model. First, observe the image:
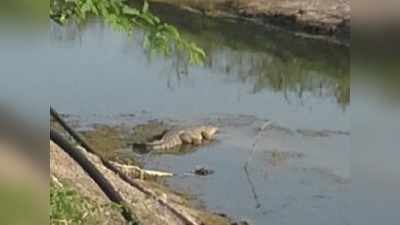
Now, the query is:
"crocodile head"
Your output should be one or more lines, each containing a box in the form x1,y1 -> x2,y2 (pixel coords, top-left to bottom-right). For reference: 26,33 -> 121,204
202,126 -> 218,140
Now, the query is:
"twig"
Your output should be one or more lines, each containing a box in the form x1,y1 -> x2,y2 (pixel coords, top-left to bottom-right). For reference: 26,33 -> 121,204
242,120 -> 272,209
243,164 -> 261,209
244,120 -> 272,168
51,175 -> 64,188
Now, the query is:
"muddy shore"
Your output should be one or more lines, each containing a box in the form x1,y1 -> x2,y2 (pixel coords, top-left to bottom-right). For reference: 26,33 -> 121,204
147,0 -> 350,44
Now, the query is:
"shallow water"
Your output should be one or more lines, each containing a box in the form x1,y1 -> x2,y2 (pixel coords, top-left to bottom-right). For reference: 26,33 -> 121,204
127,114 -> 351,225
45,8 -> 353,225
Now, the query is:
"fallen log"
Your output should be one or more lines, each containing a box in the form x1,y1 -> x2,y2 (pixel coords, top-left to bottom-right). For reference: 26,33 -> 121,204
50,129 -> 137,224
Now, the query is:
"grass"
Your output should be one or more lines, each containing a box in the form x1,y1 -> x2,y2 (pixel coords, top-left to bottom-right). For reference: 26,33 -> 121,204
50,180 -> 126,225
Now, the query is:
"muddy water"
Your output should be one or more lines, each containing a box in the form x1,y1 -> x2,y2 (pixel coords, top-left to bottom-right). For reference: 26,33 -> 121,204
47,6 -> 350,225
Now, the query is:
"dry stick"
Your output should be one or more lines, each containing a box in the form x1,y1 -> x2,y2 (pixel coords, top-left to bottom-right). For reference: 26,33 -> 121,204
243,164 -> 261,209
50,106 -> 199,225
50,129 -> 137,224
51,175 -> 64,188
244,120 -> 272,168
243,120 -> 272,209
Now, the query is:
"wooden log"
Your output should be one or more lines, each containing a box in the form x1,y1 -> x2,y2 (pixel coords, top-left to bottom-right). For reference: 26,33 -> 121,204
50,129 -> 137,224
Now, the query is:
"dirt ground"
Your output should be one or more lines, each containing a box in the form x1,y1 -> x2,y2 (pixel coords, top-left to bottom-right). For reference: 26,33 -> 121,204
238,0 -> 350,35
151,0 -> 350,42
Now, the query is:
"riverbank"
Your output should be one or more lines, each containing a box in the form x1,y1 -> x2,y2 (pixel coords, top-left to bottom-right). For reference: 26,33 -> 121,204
146,0 -> 350,44
50,139 -> 233,225
50,112 -> 350,225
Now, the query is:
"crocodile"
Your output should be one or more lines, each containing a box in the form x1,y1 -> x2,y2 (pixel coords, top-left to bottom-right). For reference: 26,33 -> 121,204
145,125 -> 218,150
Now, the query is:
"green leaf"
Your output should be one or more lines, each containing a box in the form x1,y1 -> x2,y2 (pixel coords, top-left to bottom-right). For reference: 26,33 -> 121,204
193,46 -> 206,59
91,3 -> 100,15
164,24 -> 180,39
81,2 -> 91,13
143,35 -> 150,48
111,1 -> 121,15
140,13 -> 155,26
101,4 -> 110,17
122,6 -> 139,16
142,1 -> 149,13
49,0 -> 206,65
154,16 -> 160,24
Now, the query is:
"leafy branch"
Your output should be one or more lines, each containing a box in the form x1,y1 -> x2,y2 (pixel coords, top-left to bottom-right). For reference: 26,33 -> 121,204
50,0 -> 205,64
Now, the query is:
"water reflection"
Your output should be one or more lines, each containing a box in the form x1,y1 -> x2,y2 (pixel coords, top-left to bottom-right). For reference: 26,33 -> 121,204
151,3 -> 350,107
50,6 -> 350,109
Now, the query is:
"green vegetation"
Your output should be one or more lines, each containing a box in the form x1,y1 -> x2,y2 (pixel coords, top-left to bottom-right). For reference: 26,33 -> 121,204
50,0 -> 205,64
50,181 -> 126,225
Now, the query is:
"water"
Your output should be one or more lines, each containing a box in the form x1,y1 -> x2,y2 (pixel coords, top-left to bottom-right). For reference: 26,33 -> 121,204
48,16 -> 349,129
136,117 -> 351,225
345,74 -> 400,225
44,8 -> 353,225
